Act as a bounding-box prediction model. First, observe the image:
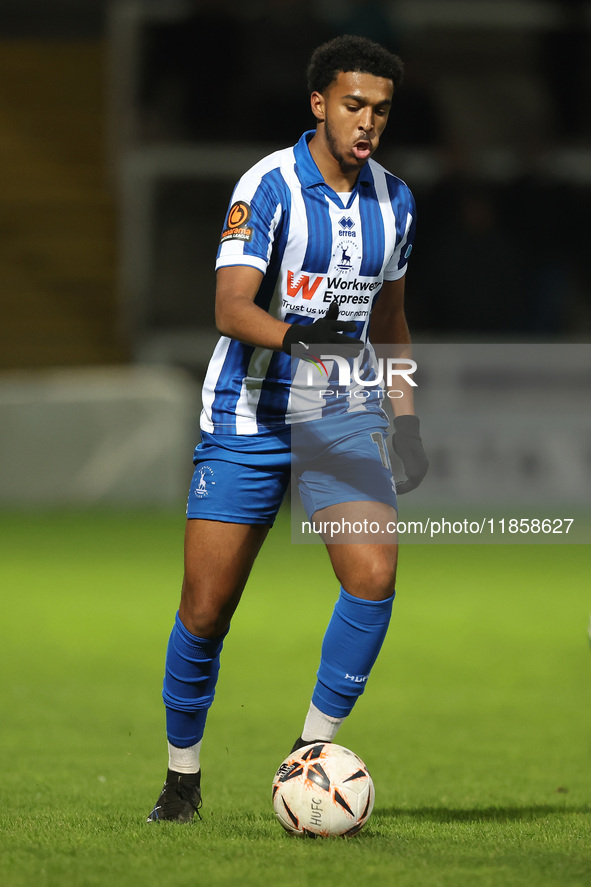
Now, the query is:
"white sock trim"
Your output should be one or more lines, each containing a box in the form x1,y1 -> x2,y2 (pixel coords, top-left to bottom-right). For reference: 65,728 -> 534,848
301,701 -> 345,743
168,740 -> 201,774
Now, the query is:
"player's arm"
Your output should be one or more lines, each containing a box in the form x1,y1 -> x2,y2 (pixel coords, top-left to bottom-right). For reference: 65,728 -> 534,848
215,266 -> 288,350
369,277 -> 414,417
369,276 -> 428,493
216,265 -> 362,352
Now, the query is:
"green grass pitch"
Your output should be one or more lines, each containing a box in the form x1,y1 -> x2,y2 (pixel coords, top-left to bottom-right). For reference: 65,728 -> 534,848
1,509 -> 590,887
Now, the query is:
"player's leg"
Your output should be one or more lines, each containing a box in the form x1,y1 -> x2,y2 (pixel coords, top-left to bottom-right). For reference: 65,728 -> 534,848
180,517 -> 270,638
292,410 -> 399,748
165,518 -> 269,760
293,496 -> 398,748
320,509 -> 398,731
148,433 -> 290,822
148,518 -> 269,822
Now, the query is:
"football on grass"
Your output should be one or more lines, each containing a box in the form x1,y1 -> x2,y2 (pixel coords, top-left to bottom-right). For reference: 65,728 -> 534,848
272,742 -> 374,837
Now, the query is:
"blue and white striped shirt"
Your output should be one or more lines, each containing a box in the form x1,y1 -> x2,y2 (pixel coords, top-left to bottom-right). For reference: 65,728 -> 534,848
201,130 -> 416,434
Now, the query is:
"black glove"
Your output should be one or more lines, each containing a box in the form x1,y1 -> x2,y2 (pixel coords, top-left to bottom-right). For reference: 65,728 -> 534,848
282,300 -> 363,354
392,414 -> 429,494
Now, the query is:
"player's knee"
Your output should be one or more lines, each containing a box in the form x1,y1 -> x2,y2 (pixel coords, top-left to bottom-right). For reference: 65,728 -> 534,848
179,604 -> 229,640
179,582 -> 231,639
338,558 -> 396,600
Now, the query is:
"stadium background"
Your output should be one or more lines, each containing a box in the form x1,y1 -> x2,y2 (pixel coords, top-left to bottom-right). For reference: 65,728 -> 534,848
1,0 -> 590,508
0,4 -> 590,886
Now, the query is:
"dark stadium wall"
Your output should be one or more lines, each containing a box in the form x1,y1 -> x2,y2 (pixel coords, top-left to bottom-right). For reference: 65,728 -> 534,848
0,40 -> 126,369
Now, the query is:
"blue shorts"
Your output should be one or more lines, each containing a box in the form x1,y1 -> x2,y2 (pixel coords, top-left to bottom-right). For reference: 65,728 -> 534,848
186,413 -> 397,525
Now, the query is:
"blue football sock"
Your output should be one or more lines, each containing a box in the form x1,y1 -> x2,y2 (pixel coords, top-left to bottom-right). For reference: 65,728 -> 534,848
162,612 -> 227,748
312,586 -> 395,718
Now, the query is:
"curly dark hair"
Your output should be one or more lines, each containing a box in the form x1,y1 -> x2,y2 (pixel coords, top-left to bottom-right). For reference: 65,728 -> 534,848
307,34 -> 404,95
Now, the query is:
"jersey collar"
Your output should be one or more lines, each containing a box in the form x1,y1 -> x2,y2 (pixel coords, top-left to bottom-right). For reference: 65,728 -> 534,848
294,130 -> 374,192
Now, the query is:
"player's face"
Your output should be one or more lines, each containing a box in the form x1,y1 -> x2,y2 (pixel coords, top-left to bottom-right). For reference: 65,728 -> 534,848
313,71 -> 394,173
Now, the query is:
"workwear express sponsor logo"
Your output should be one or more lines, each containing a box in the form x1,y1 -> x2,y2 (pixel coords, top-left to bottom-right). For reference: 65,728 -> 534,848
286,271 -> 381,304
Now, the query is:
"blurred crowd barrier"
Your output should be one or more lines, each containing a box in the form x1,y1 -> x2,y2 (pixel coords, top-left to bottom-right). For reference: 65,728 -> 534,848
398,343 -> 591,507
0,366 -> 200,507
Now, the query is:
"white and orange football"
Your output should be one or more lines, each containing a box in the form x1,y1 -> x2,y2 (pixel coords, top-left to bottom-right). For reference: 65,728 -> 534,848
272,742 -> 375,838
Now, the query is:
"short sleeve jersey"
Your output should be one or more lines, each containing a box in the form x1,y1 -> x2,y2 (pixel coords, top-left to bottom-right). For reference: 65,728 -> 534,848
201,130 -> 416,435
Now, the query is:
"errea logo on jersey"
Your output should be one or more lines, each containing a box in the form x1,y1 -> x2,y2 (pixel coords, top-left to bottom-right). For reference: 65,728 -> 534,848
338,217 -> 356,238
286,271 -> 324,300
